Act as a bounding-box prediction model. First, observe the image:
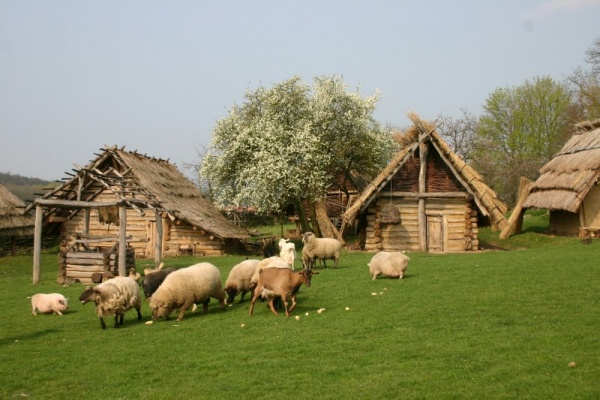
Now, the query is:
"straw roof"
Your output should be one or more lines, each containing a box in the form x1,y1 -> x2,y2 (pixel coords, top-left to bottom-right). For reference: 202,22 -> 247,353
0,184 -> 34,238
342,113 -> 508,230
26,145 -> 248,240
523,119 -> 600,212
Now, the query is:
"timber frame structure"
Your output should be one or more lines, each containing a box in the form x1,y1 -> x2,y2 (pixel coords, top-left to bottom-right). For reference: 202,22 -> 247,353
0,183 -> 34,255
26,145 -> 248,283
342,114 -> 508,253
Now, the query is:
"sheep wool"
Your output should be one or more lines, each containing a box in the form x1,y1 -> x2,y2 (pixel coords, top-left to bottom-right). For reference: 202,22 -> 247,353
224,259 -> 260,304
79,276 -> 142,329
249,256 -> 292,288
149,262 -> 226,321
301,232 -> 342,269
368,251 -> 409,280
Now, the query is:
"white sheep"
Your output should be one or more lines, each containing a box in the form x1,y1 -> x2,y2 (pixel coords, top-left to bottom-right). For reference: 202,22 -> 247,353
368,251 -> 409,280
79,276 -> 142,329
149,262 -> 226,321
224,259 -> 260,305
301,232 -> 342,269
278,238 -> 296,269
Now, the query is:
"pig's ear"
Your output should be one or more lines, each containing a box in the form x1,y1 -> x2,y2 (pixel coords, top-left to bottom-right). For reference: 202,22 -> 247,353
58,299 -> 65,305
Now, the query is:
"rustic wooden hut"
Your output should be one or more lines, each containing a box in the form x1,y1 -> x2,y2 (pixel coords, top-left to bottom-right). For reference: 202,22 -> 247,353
522,119 -> 600,237
341,114 -> 508,252
0,184 -> 34,255
25,146 -> 248,283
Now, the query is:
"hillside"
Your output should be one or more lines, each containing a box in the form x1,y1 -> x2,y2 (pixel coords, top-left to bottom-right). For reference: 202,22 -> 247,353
0,172 -> 57,203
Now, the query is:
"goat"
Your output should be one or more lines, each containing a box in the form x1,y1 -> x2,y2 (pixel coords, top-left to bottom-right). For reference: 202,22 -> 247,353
248,268 -> 317,317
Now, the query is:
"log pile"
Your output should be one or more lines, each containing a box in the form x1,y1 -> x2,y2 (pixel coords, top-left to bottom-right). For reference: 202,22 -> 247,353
57,246 -> 135,284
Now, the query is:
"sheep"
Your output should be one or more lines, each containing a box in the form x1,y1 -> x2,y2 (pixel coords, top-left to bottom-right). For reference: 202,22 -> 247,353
79,276 -> 142,329
278,238 -> 296,269
141,267 -> 178,299
224,259 -> 260,305
30,293 -> 69,315
301,231 -> 342,269
149,262 -> 226,322
249,268 -> 317,317
128,267 -> 141,282
368,251 -> 409,280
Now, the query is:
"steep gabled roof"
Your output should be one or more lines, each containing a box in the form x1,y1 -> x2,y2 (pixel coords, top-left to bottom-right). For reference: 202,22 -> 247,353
342,114 -> 508,230
0,184 -> 34,238
26,145 -> 248,240
523,119 -> 600,212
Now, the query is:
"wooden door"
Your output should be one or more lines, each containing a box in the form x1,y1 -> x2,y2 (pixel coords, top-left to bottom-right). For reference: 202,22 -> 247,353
427,215 -> 444,252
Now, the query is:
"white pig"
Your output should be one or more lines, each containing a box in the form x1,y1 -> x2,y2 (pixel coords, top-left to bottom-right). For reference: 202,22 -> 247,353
30,293 -> 69,315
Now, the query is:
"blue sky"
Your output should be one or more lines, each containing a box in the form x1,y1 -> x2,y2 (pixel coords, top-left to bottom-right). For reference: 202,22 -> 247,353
1,0 -> 599,181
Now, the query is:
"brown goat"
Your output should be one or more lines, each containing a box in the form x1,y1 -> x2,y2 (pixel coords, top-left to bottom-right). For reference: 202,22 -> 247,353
248,268 -> 317,317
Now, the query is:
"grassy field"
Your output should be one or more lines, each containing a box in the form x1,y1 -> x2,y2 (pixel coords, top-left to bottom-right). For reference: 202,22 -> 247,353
1,214 -> 599,399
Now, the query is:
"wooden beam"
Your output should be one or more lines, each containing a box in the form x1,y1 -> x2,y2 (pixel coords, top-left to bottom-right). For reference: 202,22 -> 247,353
418,141 -> 428,252
33,205 -> 43,284
118,204 -> 127,277
83,208 -> 90,235
379,191 -> 472,199
34,199 -> 125,209
155,211 -> 163,267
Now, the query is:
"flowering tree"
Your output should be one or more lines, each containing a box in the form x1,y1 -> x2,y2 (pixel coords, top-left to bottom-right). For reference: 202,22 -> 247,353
199,75 -> 392,230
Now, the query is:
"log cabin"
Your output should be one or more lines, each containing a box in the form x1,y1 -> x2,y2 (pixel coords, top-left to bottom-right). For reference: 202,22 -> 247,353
342,114 -> 508,253
0,183 -> 34,255
25,146 -> 248,283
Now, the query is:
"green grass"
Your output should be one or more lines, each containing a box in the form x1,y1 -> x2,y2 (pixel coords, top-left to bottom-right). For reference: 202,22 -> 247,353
1,223 -> 599,399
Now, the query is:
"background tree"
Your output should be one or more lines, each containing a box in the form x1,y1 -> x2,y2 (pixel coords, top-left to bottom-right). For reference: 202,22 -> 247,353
199,75 -> 393,234
437,108 -> 478,164
568,36 -> 600,120
472,76 -> 575,206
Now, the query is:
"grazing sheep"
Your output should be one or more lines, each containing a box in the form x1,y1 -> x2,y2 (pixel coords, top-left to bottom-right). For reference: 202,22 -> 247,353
301,232 -> 342,269
224,259 -> 260,305
368,251 -> 409,280
141,267 -> 178,299
79,276 -> 142,329
249,268 -> 317,317
30,293 -> 69,315
278,238 -> 296,269
249,256 -> 292,290
149,262 -> 226,321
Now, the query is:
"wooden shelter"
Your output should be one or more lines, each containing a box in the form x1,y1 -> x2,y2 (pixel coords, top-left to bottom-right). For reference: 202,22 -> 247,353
0,184 -> 34,255
523,119 -> 600,237
26,145 -> 248,283
341,114 -> 508,252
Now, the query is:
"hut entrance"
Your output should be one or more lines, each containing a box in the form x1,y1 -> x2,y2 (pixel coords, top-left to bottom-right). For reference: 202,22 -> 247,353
426,214 -> 444,252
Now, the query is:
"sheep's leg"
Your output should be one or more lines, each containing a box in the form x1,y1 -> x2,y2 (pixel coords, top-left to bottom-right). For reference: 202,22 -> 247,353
202,299 -> 210,314
135,306 -> 142,320
177,300 -> 193,321
99,317 -> 106,330
334,256 -> 338,268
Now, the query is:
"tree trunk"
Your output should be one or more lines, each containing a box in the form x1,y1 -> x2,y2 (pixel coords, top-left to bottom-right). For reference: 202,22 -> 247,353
294,200 -> 310,234
314,200 -> 345,244
309,201 -> 321,237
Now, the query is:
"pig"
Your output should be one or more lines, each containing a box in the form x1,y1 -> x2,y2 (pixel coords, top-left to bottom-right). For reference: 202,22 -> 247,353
30,293 -> 69,315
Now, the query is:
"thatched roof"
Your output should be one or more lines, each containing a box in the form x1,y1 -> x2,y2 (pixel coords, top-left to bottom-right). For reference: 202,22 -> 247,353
26,145 -> 248,240
523,119 -> 600,212
0,184 -> 34,238
342,114 -> 508,230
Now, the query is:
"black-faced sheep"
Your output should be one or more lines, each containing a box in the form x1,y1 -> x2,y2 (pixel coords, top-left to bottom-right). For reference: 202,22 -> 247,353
249,268 -> 317,317
79,276 -> 142,329
30,293 -> 69,315
301,231 -> 342,269
149,262 -> 226,322
141,267 -> 178,299
224,259 -> 260,305
368,251 -> 409,280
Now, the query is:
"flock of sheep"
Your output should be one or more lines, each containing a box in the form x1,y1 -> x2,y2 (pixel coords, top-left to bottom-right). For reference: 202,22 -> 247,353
29,232 -> 410,329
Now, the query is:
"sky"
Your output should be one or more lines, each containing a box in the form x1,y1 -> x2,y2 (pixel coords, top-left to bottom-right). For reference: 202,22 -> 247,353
1,0 -> 599,181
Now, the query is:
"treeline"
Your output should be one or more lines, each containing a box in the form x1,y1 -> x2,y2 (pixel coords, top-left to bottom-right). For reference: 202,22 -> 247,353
0,172 -> 56,203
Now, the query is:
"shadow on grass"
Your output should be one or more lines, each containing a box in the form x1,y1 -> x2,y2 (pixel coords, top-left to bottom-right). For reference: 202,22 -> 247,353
0,328 -> 59,346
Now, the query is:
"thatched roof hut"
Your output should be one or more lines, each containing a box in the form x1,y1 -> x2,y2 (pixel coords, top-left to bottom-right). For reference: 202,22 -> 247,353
26,145 -> 248,260
342,113 -> 508,252
523,119 -> 600,236
0,183 -> 34,239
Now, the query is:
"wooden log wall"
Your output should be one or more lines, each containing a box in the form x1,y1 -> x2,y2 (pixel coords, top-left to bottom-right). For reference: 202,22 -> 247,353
57,249 -> 135,284
364,197 -> 479,252
165,221 -> 224,257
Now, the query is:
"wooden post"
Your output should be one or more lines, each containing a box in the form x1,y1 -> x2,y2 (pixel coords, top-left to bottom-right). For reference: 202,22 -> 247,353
33,204 -> 43,284
418,141 -> 428,252
155,211 -> 163,267
118,204 -> 127,277
83,208 -> 90,235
